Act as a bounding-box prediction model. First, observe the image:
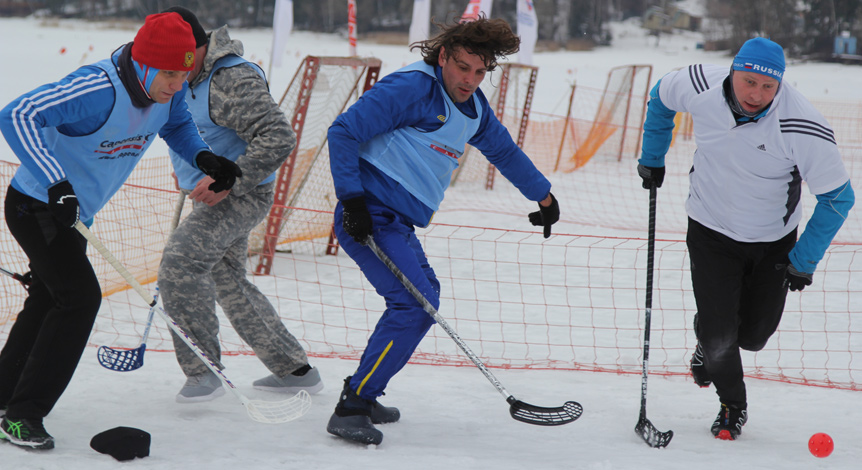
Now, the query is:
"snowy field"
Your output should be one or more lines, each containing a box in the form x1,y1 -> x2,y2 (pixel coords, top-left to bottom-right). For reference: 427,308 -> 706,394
1,11 -> 861,470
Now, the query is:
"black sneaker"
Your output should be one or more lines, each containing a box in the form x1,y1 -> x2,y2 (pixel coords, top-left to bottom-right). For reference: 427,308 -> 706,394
1,417 -> 55,450
711,403 -> 747,440
690,343 -> 711,387
326,412 -> 383,445
332,376 -> 400,425
369,392 -> 400,425
326,377 -> 384,445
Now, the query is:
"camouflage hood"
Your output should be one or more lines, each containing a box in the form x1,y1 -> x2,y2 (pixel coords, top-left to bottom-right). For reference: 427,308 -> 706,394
190,25 -> 244,89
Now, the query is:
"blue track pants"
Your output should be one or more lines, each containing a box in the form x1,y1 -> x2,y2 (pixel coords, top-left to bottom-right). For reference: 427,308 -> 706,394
334,199 -> 439,399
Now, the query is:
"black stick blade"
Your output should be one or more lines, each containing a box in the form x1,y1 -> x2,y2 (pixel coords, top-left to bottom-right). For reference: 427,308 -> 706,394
97,345 -> 145,372
635,417 -> 673,448
509,399 -> 583,426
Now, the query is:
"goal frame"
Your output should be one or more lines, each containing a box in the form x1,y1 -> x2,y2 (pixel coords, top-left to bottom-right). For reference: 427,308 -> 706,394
254,56 -> 382,275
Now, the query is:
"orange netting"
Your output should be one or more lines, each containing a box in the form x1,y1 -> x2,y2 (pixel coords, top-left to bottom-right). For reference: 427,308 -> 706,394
1,62 -> 861,392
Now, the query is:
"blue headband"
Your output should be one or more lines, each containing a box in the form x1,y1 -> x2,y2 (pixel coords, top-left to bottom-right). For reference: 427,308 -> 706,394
132,58 -> 161,97
732,37 -> 785,82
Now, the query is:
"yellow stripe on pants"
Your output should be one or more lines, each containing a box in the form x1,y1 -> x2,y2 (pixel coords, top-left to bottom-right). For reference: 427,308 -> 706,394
357,340 -> 394,395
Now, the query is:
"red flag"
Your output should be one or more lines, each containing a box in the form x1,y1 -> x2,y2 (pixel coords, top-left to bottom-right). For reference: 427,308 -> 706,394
348,0 -> 357,56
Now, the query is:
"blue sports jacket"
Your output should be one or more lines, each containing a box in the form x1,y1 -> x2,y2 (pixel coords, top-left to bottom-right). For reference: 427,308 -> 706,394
328,61 -> 550,227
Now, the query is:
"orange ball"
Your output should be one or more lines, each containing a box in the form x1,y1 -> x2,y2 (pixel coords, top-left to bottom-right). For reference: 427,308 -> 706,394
808,433 -> 834,458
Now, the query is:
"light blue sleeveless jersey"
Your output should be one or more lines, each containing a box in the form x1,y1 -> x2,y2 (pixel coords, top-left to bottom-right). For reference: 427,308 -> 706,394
358,61 -> 482,213
11,56 -> 171,221
170,55 -> 275,191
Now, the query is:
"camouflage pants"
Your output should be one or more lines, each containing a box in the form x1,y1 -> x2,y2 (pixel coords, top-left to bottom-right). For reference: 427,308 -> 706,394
158,182 -> 308,378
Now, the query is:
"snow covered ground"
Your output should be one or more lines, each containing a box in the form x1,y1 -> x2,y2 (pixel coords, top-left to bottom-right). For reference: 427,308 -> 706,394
0,12 -> 860,470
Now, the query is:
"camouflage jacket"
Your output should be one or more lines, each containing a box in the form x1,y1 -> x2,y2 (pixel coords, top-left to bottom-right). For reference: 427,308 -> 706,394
189,26 -> 295,196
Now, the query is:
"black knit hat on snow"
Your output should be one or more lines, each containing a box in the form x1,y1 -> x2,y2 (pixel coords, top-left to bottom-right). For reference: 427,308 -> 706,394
90,426 -> 151,462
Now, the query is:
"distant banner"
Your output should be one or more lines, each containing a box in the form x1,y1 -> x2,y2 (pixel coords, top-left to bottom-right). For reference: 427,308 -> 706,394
461,0 -> 493,23
270,0 -> 293,68
408,0 -> 430,45
348,0 -> 357,56
517,0 -> 537,65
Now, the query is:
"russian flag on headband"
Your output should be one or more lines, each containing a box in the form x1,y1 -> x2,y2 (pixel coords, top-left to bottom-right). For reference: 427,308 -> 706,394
744,63 -> 754,69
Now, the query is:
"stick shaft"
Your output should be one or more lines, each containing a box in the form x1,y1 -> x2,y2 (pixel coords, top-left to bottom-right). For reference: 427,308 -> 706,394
365,237 -> 514,401
639,184 -> 657,417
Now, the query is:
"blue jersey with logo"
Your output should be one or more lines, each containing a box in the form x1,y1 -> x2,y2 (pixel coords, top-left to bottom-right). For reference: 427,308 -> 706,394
0,47 -> 207,221
328,60 -> 550,227
359,61 -> 481,215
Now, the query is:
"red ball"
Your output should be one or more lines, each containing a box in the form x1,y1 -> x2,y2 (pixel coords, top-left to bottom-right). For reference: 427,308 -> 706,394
808,433 -> 834,458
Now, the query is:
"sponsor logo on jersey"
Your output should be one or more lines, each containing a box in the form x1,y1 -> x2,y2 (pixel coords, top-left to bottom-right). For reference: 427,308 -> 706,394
95,133 -> 154,159
430,143 -> 457,159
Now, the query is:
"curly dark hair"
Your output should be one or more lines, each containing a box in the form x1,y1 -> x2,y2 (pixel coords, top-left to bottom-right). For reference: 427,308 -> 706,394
409,16 -> 520,71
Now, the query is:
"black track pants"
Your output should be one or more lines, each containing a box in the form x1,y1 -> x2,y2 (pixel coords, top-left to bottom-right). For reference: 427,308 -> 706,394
687,218 -> 795,408
0,186 -> 101,419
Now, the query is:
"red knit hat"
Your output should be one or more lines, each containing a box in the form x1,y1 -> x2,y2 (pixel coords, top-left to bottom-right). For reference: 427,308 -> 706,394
131,12 -> 196,71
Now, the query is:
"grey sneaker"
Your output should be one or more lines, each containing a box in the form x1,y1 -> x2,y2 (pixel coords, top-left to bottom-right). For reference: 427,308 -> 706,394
176,372 -> 226,403
253,366 -> 324,395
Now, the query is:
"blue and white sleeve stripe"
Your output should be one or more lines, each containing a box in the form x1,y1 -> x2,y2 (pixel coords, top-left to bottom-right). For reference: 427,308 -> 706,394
2,71 -> 112,187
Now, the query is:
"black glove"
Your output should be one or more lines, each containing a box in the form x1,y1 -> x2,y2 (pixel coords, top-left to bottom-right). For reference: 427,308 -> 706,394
14,271 -> 32,289
783,262 -> 813,292
637,164 -> 665,189
196,151 -> 242,193
528,193 -> 560,238
47,180 -> 80,227
341,197 -> 373,245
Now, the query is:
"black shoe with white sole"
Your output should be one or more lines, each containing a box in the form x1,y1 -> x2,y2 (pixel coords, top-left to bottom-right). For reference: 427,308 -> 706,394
1,416 -> 55,450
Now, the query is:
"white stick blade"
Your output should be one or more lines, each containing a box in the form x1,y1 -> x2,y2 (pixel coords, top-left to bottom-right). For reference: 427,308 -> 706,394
245,390 -> 312,424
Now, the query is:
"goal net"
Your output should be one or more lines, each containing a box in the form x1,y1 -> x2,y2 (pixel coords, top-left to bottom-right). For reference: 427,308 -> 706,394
563,64 -> 652,171
2,60 -> 861,393
451,63 -> 538,189
252,56 -> 382,274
